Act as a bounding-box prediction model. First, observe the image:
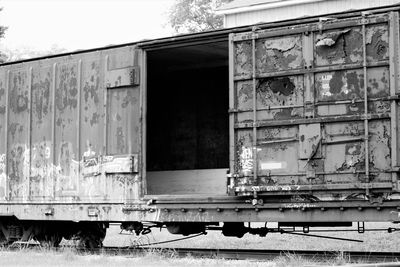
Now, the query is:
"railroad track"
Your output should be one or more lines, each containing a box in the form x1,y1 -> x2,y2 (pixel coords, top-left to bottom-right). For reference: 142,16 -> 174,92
99,246 -> 400,263
4,242 -> 400,264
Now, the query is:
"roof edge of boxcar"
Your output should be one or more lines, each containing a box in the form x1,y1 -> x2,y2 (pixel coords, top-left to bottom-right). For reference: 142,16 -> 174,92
1,2 -> 400,66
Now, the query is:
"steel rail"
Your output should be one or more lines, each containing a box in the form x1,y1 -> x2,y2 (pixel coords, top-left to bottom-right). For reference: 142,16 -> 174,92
99,247 -> 400,263
3,243 -> 400,264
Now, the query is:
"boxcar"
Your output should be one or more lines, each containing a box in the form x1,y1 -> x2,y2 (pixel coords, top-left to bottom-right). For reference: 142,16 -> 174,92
1,4 -> 400,247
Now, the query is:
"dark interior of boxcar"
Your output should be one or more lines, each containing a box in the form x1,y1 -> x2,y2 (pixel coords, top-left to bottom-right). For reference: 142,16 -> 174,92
146,41 -> 229,195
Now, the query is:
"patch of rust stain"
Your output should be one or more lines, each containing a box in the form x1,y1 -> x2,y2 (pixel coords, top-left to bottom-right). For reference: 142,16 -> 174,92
83,61 -> 100,105
90,112 -> 100,126
238,82 -> 253,105
116,126 -> 125,153
56,65 -> 78,111
328,71 -> 344,94
346,72 -> 361,93
122,90 -> 136,108
345,143 -> 362,155
316,28 -> 363,65
366,25 -> 388,60
0,81 -> 5,114
256,37 -> 302,72
8,123 -> 19,140
257,77 -> 299,108
59,142 -> 74,176
273,108 -> 299,120
316,25 -> 388,66
235,42 -> 252,76
9,145 -> 25,181
32,70 -> 51,123
316,29 -> 350,47
259,77 -> 295,96
347,102 -> 363,114
10,72 -> 29,114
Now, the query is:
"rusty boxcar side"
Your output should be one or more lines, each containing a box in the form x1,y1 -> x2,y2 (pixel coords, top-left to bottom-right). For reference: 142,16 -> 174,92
230,11 -> 400,200
0,46 -> 142,205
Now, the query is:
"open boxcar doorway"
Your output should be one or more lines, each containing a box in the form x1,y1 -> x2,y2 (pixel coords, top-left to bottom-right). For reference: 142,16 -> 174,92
145,40 -> 230,196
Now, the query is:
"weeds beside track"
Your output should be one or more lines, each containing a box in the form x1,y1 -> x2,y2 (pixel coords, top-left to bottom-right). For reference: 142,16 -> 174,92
78,246 -> 400,264
3,242 -> 400,264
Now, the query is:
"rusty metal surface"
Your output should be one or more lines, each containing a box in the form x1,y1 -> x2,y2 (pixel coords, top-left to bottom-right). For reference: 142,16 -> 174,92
30,65 -> 53,199
0,70 -> 6,199
55,61 -> 79,196
1,6 -> 400,224
8,69 -> 30,200
2,199 -> 400,222
231,12 -> 399,198
0,46 -> 142,205
106,87 -> 139,155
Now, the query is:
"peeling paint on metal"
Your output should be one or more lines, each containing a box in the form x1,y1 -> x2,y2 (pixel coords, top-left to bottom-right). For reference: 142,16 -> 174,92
256,36 -> 302,73
234,42 -> 252,77
32,69 -> 51,123
56,65 -> 78,111
316,67 -> 389,102
315,25 -> 389,66
315,29 -> 350,47
81,60 -> 103,163
233,18 -> 394,195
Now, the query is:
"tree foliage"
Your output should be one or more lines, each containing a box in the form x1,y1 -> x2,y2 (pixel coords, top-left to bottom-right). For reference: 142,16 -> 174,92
0,7 -> 67,63
0,7 -> 8,63
0,8 -> 7,39
168,0 -> 232,34
2,44 -> 67,62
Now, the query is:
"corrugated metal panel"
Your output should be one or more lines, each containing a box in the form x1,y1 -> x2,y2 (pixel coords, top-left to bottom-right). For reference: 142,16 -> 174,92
0,46 -> 142,203
225,0 -> 400,27
230,11 -> 398,196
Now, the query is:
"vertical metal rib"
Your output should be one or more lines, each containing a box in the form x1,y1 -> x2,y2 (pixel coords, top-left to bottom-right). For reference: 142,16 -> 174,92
361,14 -> 370,194
228,34 -> 236,194
140,49 -> 147,197
104,55 -> 109,155
4,70 -> 10,201
76,60 -> 82,196
51,63 -> 57,199
389,11 -> 400,190
251,29 -> 258,181
27,67 -> 32,200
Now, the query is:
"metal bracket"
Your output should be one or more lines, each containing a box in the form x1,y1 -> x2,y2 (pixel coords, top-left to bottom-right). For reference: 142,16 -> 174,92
44,207 -> 54,216
87,207 -> 99,217
318,17 -> 336,33
122,205 -> 155,213
357,222 -> 365,233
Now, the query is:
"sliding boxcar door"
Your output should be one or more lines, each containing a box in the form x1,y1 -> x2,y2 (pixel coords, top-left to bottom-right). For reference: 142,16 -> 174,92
229,12 -> 400,198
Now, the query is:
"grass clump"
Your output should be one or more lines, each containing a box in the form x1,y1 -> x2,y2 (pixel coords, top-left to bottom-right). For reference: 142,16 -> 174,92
274,253 -> 317,267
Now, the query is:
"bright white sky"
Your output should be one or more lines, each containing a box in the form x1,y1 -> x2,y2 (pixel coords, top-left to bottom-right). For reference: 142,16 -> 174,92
0,0 -> 176,51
